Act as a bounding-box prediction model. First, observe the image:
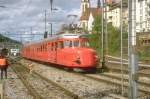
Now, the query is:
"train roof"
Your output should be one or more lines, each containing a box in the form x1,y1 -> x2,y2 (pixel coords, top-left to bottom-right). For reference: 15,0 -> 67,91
24,33 -> 89,46
58,33 -> 88,39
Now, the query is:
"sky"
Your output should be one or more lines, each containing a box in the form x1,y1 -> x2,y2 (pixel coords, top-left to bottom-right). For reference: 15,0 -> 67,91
0,0 -> 98,42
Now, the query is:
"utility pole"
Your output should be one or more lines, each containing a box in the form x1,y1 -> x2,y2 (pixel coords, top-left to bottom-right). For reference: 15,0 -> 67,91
101,0 -> 105,70
30,27 -> 33,42
45,10 -> 47,33
120,0 -> 124,96
128,0 -> 138,98
49,0 -> 58,37
50,0 -> 53,11
49,23 -> 53,37
104,0 -> 108,55
44,10 -> 48,38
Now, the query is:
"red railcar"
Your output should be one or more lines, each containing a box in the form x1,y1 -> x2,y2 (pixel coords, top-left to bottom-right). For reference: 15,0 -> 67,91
21,33 -> 99,71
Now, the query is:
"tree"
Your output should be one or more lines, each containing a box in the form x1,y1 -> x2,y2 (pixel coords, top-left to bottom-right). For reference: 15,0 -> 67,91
92,16 -> 102,34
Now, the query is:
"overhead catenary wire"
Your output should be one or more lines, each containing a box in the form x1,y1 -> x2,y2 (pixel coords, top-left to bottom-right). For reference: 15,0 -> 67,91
0,0 -> 59,44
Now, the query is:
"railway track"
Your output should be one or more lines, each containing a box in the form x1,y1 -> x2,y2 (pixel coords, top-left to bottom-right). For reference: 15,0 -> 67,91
105,63 -> 150,77
10,59 -> 80,99
14,57 -> 150,98
105,56 -> 150,77
19,58 -> 128,99
83,74 -> 150,97
12,65 -> 43,99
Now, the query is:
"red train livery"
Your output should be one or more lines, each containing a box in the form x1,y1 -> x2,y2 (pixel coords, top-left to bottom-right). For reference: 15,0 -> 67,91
21,33 -> 99,71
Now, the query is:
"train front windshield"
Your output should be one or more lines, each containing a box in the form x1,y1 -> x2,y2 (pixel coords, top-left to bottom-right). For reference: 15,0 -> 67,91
64,39 -> 89,48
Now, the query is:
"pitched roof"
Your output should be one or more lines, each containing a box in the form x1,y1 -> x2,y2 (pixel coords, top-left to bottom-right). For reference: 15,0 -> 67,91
80,8 -> 101,21
106,0 -> 113,4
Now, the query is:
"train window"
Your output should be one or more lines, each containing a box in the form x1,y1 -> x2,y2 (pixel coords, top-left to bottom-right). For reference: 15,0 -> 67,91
41,46 -> 42,52
45,44 -> 47,51
43,45 -> 45,51
64,41 -> 72,48
58,41 -> 64,49
43,44 -> 45,51
81,41 -> 89,47
73,41 -> 80,47
51,43 -> 54,51
55,43 -> 57,51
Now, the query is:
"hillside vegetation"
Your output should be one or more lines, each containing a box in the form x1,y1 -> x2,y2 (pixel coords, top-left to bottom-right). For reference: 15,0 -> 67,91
0,34 -> 20,44
0,33 -> 21,50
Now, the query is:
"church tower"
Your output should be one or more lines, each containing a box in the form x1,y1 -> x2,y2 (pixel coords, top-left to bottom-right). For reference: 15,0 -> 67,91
81,0 -> 90,13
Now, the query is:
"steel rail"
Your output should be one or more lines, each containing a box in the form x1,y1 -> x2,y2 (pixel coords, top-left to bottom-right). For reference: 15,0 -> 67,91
11,65 -> 43,99
11,59 -> 80,99
81,74 -> 150,95
13,58 -> 126,98
34,72 -> 79,99
100,73 -> 150,87
105,64 -> 150,77
12,58 -> 150,98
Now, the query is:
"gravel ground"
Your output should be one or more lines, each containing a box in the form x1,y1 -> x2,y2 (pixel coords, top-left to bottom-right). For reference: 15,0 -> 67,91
97,72 -> 150,97
103,72 -> 150,84
27,73 -> 73,99
20,59 -> 123,99
4,68 -> 33,99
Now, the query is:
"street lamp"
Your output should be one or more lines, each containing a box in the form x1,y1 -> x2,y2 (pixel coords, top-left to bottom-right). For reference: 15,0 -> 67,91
48,6 -> 58,37
49,0 -> 53,11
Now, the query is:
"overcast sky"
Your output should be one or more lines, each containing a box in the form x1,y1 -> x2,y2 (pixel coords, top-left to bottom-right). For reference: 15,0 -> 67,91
0,0 -> 98,42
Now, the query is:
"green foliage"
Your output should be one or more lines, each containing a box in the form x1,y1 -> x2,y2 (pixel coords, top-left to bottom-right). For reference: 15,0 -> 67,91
91,16 -> 149,60
87,33 -> 101,56
92,16 -> 102,33
139,46 -> 150,60
0,34 -> 21,44
91,18 -> 128,57
107,23 -> 121,55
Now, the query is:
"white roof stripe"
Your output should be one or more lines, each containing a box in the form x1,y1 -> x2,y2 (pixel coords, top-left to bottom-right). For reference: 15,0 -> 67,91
24,33 -> 88,46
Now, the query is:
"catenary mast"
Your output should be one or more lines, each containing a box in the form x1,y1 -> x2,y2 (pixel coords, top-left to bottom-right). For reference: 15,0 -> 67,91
128,0 -> 138,98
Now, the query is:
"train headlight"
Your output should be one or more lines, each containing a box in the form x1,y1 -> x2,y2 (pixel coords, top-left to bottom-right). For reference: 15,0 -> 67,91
74,56 -> 81,64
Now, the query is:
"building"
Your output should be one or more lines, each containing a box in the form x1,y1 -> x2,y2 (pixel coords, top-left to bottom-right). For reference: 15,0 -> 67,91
79,0 -> 127,33
136,0 -> 150,32
79,0 -> 101,33
106,1 -> 128,29
10,48 -> 20,56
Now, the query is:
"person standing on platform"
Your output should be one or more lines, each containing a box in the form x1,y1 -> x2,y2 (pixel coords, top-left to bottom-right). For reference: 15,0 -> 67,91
0,55 -> 9,79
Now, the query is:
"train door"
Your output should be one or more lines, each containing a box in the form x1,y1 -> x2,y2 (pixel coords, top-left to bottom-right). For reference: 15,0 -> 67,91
48,42 -> 52,61
57,41 -> 64,64
54,42 -> 57,63
50,42 -> 57,63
